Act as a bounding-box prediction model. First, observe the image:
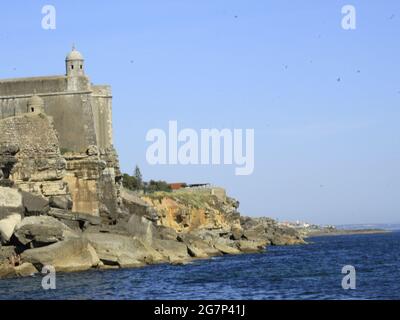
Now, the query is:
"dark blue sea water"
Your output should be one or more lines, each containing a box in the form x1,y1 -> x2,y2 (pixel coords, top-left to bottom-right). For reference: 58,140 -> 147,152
1,232 -> 399,300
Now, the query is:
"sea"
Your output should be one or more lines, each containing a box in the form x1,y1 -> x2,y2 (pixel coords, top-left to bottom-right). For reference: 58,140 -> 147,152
1,231 -> 399,300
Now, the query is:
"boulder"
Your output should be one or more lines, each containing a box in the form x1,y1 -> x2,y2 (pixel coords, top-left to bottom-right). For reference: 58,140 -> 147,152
230,225 -> 244,240
0,145 -> 19,188
14,216 -> 78,247
83,224 -> 130,236
237,240 -> 266,253
14,263 -> 38,277
21,238 -> 100,272
49,195 -> 73,210
83,232 -> 164,268
186,244 -> 208,259
0,263 -> 15,279
125,214 -> 155,244
0,213 -> 22,243
214,239 -> 241,255
0,187 -> 23,219
21,191 -> 50,216
120,188 -> 154,219
243,224 -> 268,241
155,226 -> 178,241
47,208 -> 101,230
152,238 -> 191,263
178,233 -> 222,258
0,245 -> 17,263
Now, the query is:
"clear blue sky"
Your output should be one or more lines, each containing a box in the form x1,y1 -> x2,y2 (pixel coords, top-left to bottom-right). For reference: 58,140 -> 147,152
1,0 -> 399,224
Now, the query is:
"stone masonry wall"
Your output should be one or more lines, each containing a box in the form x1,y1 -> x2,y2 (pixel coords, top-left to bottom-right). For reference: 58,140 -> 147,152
0,113 -> 69,198
0,75 -> 111,152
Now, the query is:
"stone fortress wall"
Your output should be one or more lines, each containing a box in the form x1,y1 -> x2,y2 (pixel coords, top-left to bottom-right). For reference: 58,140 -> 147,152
0,48 -> 122,220
0,113 -> 67,198
0,48 -> 112,152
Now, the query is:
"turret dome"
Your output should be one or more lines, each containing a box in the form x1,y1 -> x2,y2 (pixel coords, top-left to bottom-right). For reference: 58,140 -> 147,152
27,94 -> 44,113
66,48 -> 84,61
27,94 -> 44,107
65,45 -> 85,76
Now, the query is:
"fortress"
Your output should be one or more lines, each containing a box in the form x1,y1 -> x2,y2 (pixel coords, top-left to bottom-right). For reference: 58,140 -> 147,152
0,46 -> 112,152
0,47 -> 122,220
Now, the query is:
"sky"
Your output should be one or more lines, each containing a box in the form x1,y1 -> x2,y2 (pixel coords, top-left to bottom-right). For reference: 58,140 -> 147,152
0,0 -> 399,225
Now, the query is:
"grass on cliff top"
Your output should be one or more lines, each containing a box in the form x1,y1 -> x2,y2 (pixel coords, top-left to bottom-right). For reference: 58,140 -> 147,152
145,190 -> 218,209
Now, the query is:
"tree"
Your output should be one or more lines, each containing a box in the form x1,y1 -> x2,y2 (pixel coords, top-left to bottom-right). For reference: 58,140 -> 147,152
134,165 -> 143,189
122,165 -> 143,191
122,165 -> 172,193
146,180 -> 171,193
122,173 -> 138,191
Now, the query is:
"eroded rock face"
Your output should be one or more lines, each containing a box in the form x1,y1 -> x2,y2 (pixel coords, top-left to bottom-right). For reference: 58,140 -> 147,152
141,189 -> 242,233
62,147 -> 122,219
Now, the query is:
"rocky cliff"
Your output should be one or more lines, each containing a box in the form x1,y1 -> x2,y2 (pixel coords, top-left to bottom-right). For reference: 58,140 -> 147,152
141,189 -> 241,233
1,183 -> 305,279
0,113 -> 304,280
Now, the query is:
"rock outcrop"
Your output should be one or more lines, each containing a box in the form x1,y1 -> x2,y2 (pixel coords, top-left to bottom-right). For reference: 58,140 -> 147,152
0,112 -> 305,280
141,189 -> 242,233
62,147 -> 122,219
240,216 -> 306,246
0,184 -> 306,279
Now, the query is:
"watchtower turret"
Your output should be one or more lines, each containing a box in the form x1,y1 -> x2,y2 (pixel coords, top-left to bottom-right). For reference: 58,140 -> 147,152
66,45 -> 84,77
27,94 -> 44,113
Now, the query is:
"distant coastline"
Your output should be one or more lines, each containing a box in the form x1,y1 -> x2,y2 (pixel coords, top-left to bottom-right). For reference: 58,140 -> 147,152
303,228 -> 391,238
276,220 -> 394,238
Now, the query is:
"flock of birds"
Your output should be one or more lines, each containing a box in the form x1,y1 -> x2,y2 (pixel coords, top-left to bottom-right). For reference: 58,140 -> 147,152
126,13 -> 398,92
6,13 -> 398,95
